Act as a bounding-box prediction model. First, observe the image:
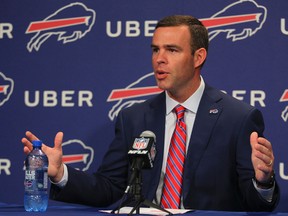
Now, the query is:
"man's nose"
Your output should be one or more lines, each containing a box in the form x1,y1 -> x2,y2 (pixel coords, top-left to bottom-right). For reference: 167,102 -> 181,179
155,51 -> 167,64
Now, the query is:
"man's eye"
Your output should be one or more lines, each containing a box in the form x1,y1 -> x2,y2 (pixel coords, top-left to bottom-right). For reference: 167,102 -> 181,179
169,48 -> 177,53
152,48 -> 159,53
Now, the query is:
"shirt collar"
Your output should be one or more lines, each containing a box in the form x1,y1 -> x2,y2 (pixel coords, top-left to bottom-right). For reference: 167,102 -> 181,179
166,76 -> 205,115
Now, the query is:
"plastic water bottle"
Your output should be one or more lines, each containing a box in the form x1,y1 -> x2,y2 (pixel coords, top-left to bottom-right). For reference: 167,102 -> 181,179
24,140 -> 49,212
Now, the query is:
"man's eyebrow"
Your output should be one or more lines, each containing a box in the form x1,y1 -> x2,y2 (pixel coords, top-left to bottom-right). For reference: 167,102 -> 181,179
165,44 -> 181,49
150,44 -> 181,49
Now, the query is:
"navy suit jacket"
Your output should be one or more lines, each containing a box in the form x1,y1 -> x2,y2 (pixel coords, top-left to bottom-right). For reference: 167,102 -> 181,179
51,84 -> 279,211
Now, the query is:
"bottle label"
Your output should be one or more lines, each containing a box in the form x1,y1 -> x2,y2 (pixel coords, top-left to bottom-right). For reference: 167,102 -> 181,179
24,169 -> 48,192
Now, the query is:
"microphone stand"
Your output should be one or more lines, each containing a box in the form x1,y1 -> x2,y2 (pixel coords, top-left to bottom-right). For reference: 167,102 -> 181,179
112,168 -> 172,215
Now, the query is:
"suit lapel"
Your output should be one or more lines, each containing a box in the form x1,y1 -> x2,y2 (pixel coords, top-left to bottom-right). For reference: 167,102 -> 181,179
144,92 -> 166,200
183,85 -> 223,198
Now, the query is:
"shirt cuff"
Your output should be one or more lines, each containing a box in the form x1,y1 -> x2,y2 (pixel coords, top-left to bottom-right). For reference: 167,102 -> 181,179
252,178 -> 275,202
49,164 -> 68,188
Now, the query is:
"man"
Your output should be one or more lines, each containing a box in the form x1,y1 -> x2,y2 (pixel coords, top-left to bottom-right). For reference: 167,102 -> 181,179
22,15 -> 279,211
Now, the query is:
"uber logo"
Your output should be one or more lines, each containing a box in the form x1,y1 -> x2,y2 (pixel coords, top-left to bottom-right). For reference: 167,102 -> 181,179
0,23 -> 13,39
24,90 -> 94,107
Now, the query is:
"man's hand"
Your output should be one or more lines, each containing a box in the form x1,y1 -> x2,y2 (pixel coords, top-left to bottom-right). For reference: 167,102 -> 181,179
250,131 -> 274,183
22,131 -> 64,183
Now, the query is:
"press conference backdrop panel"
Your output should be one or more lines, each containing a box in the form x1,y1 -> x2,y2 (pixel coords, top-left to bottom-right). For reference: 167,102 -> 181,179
0,0 -> 287,212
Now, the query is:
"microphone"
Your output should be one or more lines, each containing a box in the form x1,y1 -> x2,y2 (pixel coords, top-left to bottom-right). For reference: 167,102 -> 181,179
126,131 -> 156,189
128,130 -> 156,170
115,130 -> 172,215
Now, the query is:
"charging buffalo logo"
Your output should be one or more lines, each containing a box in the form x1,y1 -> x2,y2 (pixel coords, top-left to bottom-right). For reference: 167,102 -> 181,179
203,0 -> 266,41
280,90 -> 288,122
62,139 -> 94,171
26,2 -> 96,52
0,72 -> 14,107
107,0 -> 267,121
107,72 -> 161,121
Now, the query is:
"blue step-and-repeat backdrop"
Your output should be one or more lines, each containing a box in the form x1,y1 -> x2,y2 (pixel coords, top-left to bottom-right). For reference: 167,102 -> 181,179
1,0 -> 288,212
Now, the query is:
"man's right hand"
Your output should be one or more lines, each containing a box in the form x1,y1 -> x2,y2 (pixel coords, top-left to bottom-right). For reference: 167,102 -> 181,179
22,131 -> 64,183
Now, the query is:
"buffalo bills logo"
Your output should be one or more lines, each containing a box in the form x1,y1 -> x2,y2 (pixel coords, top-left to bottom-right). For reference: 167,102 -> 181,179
204,0 -> 267,41
26,2 -> 96,52
107,72 -> 162,121
62,139 -> 94,171
0,72 -> 14,107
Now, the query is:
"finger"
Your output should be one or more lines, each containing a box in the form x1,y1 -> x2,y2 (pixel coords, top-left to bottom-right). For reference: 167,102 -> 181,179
23,146 -> 31,154
251,132 -> 272,156
266,159 -> 273,167
22,131 -> 41,152
54,132 -> 64,150
25,131 -> 40,142
21,137 -> 33,152
250,131 -> 274,168
254,151 -> 273,165
250,131 -> 258,150
257,137 -> 272,150
257,140 -> 273,160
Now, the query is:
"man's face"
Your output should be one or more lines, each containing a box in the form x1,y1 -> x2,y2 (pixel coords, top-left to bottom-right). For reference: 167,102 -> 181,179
151,25 -> 200,101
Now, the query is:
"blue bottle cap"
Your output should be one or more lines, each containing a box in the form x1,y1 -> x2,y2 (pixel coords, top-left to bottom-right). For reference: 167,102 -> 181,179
32,140 -> 42,147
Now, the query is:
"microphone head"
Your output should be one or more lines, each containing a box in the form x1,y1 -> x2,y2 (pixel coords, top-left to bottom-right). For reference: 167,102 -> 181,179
140,130 -> 156,142
128,130 -> 156,169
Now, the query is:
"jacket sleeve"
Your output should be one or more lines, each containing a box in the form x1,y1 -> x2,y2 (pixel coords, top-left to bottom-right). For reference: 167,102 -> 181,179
50,110 -> 130,207
236,108 -> 280,211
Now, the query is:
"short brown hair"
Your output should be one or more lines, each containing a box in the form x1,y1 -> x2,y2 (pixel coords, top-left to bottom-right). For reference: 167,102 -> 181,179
156,15 -> 209,56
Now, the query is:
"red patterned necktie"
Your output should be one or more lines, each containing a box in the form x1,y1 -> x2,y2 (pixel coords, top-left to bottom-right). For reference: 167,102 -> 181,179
161,105 -> 187,209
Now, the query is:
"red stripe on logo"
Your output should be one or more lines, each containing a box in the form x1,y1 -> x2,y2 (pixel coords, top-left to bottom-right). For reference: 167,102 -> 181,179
107,86 -> 163,101
62,154 -> 88,164
201,13 -> 260,28
26,17 -> 90,33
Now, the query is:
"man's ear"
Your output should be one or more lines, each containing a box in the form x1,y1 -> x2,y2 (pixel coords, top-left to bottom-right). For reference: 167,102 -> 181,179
194,48 -> 207,69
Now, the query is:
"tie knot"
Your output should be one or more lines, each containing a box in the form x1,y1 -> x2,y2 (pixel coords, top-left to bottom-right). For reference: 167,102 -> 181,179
174,105 -> 185,121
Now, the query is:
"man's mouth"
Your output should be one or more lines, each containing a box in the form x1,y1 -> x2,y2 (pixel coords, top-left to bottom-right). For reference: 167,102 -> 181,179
155,70 -> 169,79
